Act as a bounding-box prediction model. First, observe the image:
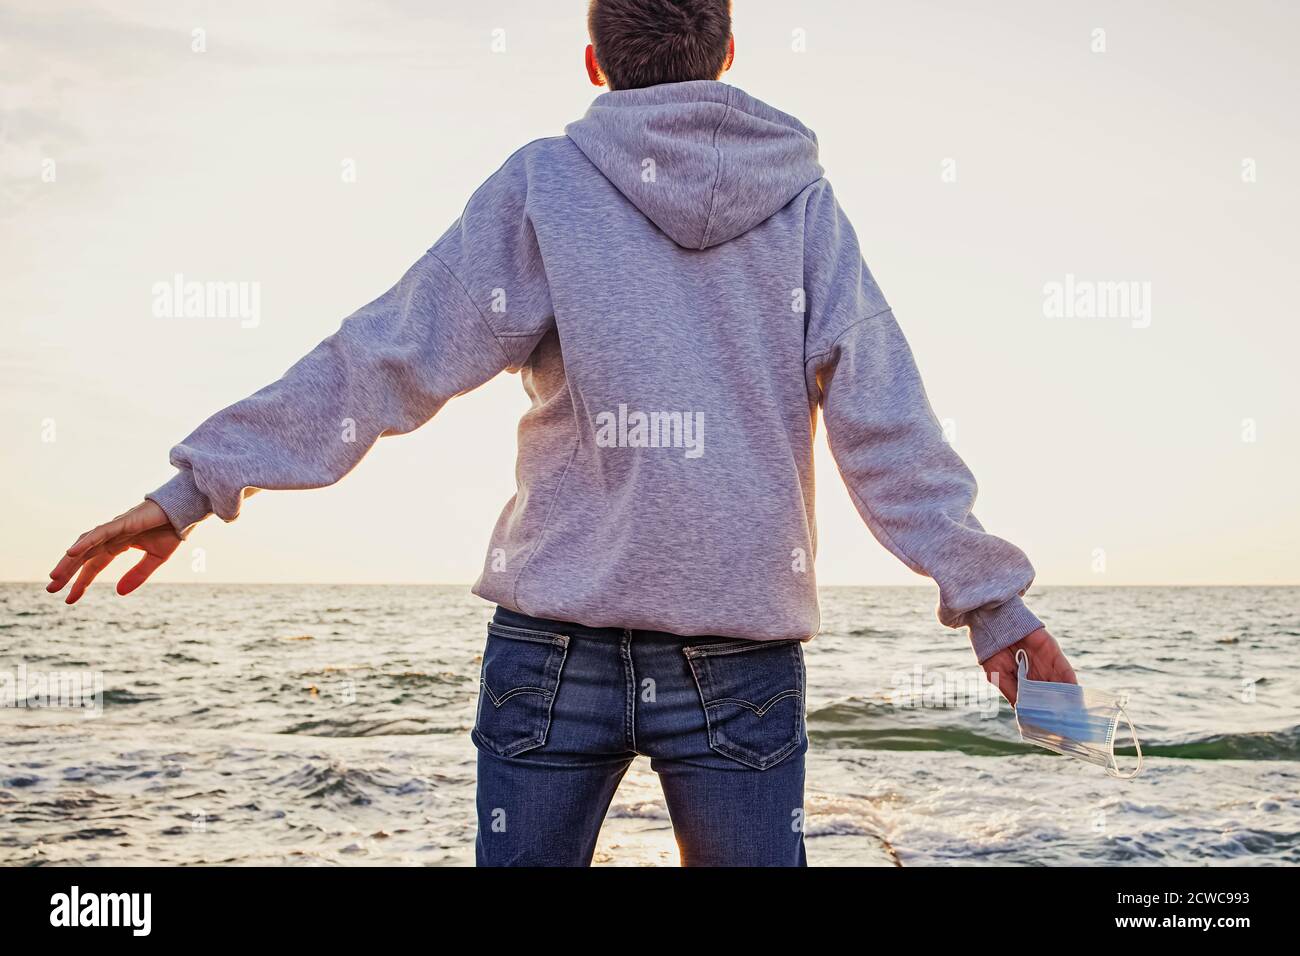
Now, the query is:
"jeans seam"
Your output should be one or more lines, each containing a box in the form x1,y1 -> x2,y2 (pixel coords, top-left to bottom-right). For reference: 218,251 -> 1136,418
486,622 -> 571,647
704,689 -> 802,717
622,629 -> 637,752
480,680 -> 554,707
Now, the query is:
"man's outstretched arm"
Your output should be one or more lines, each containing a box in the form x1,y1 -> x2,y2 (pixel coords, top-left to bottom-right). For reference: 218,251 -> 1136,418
48,152 -> 553,602
803,180 -> 1075,700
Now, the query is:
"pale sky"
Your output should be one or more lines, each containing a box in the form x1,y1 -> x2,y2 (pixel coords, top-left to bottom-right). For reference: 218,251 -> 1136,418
2,0 -> 1297,586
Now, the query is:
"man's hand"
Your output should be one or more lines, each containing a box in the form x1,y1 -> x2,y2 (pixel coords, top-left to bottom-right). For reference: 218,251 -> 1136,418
982,627 -> 1076,706
47,500 -> 181,604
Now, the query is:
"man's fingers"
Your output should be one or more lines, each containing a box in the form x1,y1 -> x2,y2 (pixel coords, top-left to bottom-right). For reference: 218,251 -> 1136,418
49,536 -> 118,592
49,532 -> 136,593
1000,674 -> 1018,706
48,534 -> 159,600
117,553 -> 166,596
65,552 -> 117,604
997,670 -> 1018,706
47,545 -> 101,593
984,631 -> 1076,710
1030,656 -> 1072,685
1033,637 -> 1078,685
983,655 -> 1018,706
66,517 -> 126,558
49,505 -> 173,600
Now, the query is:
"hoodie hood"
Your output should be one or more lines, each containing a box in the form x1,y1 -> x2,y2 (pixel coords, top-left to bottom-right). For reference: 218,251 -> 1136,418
565,81 -> 823,250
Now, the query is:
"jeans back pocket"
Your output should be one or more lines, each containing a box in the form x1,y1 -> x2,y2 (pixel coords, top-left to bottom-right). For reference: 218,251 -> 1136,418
683,639 -> 806,770
472,622 -> 570,757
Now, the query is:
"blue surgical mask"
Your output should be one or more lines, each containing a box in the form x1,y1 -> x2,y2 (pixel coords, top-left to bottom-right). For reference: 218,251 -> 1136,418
1014,649 -> 1143,779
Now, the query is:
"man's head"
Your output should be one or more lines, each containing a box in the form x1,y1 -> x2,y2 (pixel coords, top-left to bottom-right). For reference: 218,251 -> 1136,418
585,0 -> 734,91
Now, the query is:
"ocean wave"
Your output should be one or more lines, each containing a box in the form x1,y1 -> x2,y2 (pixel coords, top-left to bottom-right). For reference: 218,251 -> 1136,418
267,760 -> 433,807
1134,726 -> 1300,761
810,700 -> 1300,760
279,717 -> 445,737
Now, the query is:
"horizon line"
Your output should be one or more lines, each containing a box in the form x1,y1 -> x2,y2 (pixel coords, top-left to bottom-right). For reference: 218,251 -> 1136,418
5,580 -> 1297,589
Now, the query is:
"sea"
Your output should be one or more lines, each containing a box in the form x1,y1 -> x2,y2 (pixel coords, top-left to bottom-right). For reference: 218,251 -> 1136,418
1,583 -> 1296,866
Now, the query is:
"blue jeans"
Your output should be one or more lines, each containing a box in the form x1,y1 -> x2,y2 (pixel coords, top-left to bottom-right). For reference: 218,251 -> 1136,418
472,606 -> 809,866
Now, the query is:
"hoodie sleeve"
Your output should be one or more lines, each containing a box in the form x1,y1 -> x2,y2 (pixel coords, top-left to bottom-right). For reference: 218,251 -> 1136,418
803,181 -> 1043,662
146,150 -> 554,538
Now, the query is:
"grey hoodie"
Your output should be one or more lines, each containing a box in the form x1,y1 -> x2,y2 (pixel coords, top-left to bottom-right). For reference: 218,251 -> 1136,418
147,81 -> 1043,661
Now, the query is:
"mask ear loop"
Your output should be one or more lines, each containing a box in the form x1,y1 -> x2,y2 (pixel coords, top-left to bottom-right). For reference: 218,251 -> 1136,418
1015,648 -> 1029,681
1105,702 -> 1143,779
1012,650 -> 1030,716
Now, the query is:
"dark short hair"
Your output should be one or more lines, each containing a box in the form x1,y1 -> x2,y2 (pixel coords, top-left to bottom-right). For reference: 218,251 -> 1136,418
588,0 -> 731,91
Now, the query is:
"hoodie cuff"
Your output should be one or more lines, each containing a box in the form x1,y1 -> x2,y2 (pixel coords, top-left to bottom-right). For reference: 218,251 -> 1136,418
145,470 -> 213,540
967,596 -> 1044,663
